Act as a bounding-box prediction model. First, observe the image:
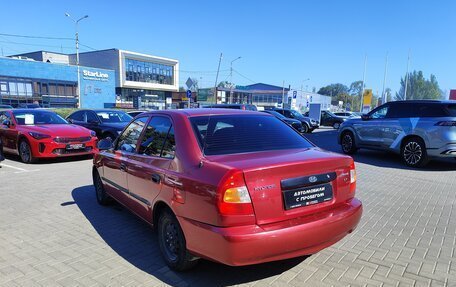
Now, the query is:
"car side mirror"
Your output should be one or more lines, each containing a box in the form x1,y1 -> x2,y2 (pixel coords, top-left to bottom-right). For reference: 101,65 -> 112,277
97,138 -> 113,150
2,119 -> 11,128
361,114 -> 369,121
67,118 -> 74,123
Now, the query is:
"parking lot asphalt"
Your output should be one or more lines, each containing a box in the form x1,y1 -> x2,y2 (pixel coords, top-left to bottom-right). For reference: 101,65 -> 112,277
1,128 -> 455,286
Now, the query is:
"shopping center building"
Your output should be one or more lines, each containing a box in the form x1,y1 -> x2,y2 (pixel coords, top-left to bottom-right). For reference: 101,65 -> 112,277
0,55 -> 115,108
0,49 -> 179,109
72,49 -> 179,109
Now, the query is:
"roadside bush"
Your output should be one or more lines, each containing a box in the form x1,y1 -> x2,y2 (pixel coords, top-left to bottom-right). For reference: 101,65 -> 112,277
52,108 -> 78,119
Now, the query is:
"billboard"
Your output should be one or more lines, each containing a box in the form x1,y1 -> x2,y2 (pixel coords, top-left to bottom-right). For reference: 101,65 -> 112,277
450,90 -> 456,100
362,89 -> 373,113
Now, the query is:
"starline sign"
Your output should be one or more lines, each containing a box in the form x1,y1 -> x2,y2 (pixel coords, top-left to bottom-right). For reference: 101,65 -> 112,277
82,70 -> 109,81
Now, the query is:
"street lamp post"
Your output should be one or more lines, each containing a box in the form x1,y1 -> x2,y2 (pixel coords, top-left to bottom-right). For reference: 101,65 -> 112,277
65,13 -> 88,108
230,56 -> 241,104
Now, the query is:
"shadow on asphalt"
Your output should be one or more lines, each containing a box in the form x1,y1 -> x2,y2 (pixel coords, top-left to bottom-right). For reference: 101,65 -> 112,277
71,185 -> 307,286
305,129 -> 456,172
4,153 -> 92,165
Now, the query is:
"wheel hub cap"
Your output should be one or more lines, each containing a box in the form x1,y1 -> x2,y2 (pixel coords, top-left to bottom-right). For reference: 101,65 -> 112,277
404,142 -> 422,165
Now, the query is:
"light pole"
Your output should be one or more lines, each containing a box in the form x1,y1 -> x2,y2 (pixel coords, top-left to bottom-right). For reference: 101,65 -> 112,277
65,13 -> 88,108
300,78 -> 310,111
230,56 -> 241,104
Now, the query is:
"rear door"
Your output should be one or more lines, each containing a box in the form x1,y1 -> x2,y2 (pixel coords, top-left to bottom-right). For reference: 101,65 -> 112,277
101,116 -> 148,203
126,116 -> 176,221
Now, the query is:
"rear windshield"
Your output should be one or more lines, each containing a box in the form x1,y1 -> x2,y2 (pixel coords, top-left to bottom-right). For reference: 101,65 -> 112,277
447,104 -> 456,116
190,115 -> 313,155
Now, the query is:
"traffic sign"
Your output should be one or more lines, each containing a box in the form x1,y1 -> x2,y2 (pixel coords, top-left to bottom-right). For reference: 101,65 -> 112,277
293,91 -> 297,99
185,78 -> 194,89
186,90 -> 192,98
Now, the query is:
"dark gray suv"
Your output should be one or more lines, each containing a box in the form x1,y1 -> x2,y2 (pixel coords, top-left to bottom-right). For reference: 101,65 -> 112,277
338,100 -> 456,167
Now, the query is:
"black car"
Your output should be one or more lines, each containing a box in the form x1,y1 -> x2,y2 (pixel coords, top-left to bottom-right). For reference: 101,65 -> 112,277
272,108 -> 319,133
305,110 -> 346,129
203,104 -> 258,111
66,109 -> 132,140
261,110 -> 304,133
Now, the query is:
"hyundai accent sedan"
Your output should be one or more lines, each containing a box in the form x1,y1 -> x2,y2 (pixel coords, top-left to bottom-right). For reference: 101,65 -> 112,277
0,109 -> 97,163
92,109 -> 362,270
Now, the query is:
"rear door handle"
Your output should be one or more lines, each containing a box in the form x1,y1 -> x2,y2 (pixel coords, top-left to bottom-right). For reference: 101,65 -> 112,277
151,173 -> 161,184
120,163 -> 127,172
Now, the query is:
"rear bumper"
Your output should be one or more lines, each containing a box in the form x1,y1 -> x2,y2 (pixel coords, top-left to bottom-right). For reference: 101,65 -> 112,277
427,143 -> 456,158
180,198 -> 362,266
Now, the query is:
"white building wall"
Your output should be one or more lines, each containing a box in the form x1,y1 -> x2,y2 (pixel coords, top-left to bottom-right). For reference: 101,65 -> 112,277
288,90 -> 331,113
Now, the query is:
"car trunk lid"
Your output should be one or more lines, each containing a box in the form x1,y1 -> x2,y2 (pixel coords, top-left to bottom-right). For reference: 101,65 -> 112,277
207,147 -> 355,225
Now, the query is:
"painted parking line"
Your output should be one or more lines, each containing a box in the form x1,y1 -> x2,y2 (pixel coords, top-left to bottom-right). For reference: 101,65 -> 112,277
0,163 -> 40,173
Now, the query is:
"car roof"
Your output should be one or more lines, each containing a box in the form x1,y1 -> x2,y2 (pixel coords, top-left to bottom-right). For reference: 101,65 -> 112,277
140,108 -> 268,117
11,109 -> 55,113
390,100 -> 454,104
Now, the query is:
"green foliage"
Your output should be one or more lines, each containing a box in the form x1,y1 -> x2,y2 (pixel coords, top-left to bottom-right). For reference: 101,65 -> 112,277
52,108 -> 78,119
317,83 -> 349,98
395,71 -> 442,100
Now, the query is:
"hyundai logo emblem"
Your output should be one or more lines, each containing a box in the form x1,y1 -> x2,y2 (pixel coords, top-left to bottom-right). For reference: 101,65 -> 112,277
309,176 -> 318,183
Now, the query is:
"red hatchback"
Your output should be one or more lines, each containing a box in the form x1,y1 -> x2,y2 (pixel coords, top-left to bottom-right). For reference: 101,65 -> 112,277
0,109 -> 98,163
93,109 -> 362,270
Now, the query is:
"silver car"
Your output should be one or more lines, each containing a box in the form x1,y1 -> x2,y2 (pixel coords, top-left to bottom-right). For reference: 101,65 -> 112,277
338,100 -> 456,167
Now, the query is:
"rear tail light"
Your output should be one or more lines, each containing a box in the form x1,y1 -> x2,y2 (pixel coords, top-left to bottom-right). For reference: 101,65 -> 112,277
435,121 -> 456,126
349,162 -> 356,193
217,170 -> 254,216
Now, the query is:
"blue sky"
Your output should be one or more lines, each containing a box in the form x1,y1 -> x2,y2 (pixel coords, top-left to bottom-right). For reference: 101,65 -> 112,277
1,0 -> 455,96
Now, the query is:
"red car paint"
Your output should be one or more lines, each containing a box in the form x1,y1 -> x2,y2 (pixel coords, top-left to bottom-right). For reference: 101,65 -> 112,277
0,109 -> 97,162
93,109 -> 362,267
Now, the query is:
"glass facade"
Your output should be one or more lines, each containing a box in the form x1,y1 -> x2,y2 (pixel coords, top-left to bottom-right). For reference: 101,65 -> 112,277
115,87 -> 170,110
125,58 -> 174,85
252,94 -> 284,106
0,77 -> 77,108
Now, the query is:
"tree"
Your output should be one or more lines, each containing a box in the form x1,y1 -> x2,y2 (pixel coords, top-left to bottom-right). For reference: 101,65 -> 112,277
217,81 -> 233,88
395,71 -> 442,100
318,83 -> 349,98
348,81 -> 364,112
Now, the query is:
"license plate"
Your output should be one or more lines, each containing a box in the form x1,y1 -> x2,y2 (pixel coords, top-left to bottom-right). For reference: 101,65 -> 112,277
283,183 -> 333,210
66,143 -> 85,150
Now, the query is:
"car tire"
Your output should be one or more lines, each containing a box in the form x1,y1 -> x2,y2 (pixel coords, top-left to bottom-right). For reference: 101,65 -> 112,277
93,169 -> 111,205
401,137 -> 429,167
158,210 -> 199,271
302,124 -> 309,133
341,131 -> 357,154
19,140 -> 36,164
333,122 -> 341,129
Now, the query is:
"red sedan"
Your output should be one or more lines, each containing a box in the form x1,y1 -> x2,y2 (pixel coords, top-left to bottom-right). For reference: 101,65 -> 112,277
93,109 -> 362,270
0,109 -> 98,163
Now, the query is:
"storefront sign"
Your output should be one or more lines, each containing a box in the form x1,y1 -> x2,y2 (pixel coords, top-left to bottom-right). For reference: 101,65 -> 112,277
82,70 -> 109,81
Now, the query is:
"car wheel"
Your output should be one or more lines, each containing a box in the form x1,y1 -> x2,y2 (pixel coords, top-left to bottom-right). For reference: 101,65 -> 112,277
341,131 -> 357,154
401,137 -> 429,167
302,124 -> 309,133
19,140 -> 35,164
93,169 -> 111,205
158,210 -> 199,271
333,122 -> 341,129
